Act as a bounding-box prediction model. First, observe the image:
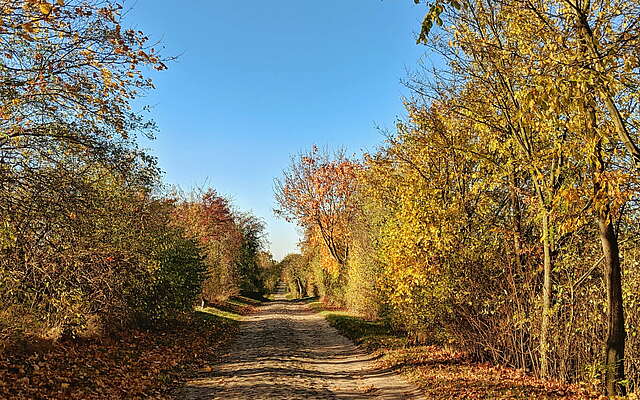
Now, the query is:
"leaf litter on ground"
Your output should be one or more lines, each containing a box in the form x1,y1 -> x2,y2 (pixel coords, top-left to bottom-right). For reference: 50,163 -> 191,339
0,297 -> 255,399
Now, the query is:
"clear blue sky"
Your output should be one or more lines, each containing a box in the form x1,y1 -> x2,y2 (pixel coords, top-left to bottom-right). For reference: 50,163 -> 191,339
129,1 -> 428,260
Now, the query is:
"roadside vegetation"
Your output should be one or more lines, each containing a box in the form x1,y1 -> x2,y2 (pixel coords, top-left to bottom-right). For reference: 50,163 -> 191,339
3,0 -> 640,398
275,1 -> 640,397
310,300 -> 602,399
0,1 -> 279,397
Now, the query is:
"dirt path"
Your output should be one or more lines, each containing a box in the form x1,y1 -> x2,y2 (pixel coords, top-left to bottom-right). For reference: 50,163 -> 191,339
177,293 -> 422,399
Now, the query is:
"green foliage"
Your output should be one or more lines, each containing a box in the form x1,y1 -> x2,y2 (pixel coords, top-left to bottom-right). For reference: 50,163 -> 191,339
135,236 -> 207,327
235,214 -> 268,295
259,251 -> 281,293
278,253 -> 310,298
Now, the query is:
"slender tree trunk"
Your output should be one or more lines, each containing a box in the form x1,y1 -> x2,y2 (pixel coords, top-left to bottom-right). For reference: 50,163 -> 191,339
510,178 -> 527,369
599,209 -> 627,396
296,278 -> 304,299
510,172 -> 524,270
540,210 -> 552,378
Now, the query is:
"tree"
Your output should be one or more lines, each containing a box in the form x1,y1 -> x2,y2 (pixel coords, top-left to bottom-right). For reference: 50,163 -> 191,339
278,253 -> 309,298
407,1 -> 576,375
274,146 -> 359,267
172,189 -> 241,301
409,0 -> 640,393
1,0 -> 170,332
235,213 -> 267,295
172,188 -> 268,300
529,1 -> 639,392
1,0 -> 167,181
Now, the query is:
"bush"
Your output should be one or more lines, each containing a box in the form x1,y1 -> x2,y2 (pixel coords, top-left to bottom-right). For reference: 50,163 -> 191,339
134,236 -> 206,327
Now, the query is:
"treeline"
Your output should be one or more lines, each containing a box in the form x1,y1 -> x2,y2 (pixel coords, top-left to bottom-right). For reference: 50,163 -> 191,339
275,0 -> 640,396
0,1 -> 270,344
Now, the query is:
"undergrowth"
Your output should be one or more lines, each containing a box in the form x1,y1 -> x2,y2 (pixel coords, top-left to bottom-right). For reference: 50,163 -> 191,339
309,300 -> 607,400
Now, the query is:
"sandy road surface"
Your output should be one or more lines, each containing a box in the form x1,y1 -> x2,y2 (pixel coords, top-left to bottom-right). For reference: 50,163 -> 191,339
176,292 -> 422,400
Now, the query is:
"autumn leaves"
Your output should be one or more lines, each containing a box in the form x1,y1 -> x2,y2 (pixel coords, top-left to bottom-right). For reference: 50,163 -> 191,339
275,0 -> 640,396
0,1 -> 268,350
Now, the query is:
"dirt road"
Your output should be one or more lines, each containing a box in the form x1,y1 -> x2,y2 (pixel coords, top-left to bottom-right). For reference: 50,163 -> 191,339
177,294 -> 422,399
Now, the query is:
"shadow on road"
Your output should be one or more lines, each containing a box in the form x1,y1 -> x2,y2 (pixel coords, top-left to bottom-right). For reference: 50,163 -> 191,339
176,286 -> 422,400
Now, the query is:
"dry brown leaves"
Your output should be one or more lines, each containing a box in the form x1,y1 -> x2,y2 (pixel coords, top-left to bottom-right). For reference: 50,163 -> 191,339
0,308 -> 250,399
378,345 -> 609,400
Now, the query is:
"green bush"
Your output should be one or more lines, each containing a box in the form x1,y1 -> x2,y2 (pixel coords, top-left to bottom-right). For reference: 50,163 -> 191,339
134,236 -> 206,327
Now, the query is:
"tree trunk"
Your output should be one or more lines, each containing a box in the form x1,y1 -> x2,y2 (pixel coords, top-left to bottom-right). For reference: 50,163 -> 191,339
510,171 -> 524,270
590,132 -> 627,396
540,210 -> 552,378
598,213 -> 626,396
509,171 -> 529,369
296,278 -> 304,299
574,19 -> 628,391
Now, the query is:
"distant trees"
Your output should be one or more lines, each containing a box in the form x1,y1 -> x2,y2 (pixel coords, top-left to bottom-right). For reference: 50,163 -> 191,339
257,251 -> 280,293
278,254 -> 308,298
171,188 -> 269,302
